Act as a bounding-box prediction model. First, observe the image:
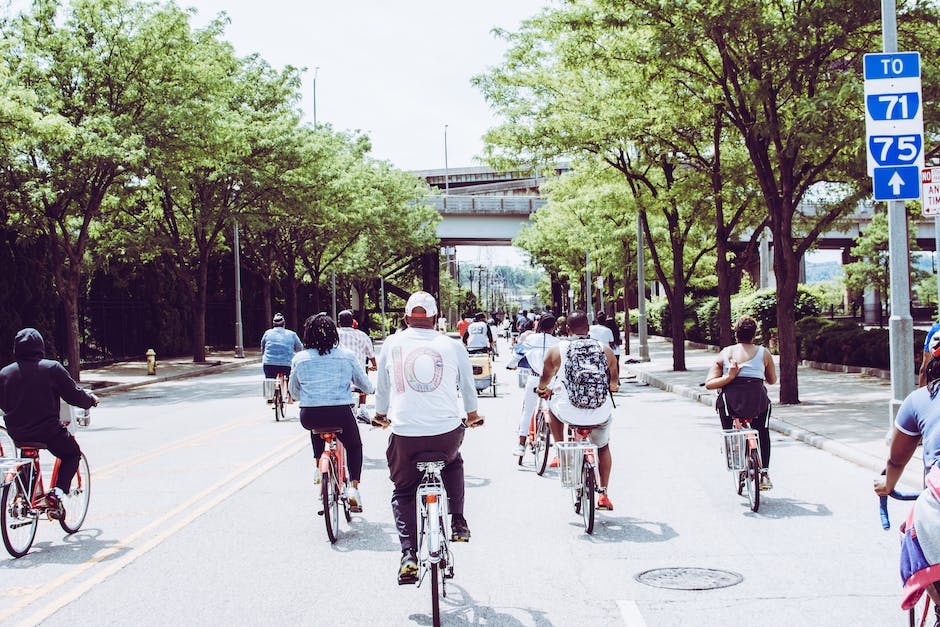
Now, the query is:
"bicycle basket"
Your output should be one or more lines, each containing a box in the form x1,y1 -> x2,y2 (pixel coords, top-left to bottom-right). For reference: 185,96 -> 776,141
263,378 -> 277,400
517,367 -> 532,388
554,441 -> 597,488
721,428 -> 757,471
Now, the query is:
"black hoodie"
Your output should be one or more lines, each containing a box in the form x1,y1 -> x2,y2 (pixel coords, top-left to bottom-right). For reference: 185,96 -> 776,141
0,328 -> 96,441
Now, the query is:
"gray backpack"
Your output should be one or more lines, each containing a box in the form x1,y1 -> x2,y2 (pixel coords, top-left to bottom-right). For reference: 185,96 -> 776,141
563,338 -> 609,409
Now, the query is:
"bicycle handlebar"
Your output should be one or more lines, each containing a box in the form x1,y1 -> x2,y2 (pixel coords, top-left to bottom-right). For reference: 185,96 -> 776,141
879,488 -> 921,529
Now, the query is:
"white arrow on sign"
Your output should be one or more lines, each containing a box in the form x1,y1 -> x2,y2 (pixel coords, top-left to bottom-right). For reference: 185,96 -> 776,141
889,171 -> 906,194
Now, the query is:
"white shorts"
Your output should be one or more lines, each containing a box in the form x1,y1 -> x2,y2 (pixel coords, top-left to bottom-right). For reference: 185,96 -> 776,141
549,389 -> 612,448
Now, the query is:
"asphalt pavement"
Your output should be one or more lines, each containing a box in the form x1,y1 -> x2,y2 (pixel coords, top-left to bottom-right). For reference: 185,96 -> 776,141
80,336 -> 922,490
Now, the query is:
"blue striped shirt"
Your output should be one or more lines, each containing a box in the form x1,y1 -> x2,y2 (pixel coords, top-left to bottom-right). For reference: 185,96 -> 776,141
288,346 -> 374,407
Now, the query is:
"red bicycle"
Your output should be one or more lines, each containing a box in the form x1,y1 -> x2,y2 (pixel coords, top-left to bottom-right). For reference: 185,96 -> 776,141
313,427 -> 352,543
0,425 -> 91,558
721,417 -> 761,512
519,394 -> 552,475
555,424 -> 600,534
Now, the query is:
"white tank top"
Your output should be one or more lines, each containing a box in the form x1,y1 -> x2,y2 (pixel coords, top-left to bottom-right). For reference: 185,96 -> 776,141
722,345 -> 766,379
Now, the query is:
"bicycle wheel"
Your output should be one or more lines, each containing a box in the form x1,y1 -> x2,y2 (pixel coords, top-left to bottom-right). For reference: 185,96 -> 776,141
273,388 -> 284,422
744,449 -> 760,512
0,426 -> 14,457
534,415 -> 551,476
580,463 -> 596,534
1,475 -> 37,558
321,464 -> 339,543
431,562 -> 442,626
60,453 -> 91,534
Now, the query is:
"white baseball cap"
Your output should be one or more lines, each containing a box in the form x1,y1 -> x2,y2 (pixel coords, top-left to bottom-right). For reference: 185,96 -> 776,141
405,291 -> 438,317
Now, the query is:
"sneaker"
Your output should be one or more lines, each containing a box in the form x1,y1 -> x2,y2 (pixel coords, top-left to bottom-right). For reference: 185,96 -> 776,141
451,514 -> 471,542
597,492 -> 614,511
760,472 -> 773,491
512,444 -> 525,457
347,487 -> 362,513
548,456 -> 559,468
45,488 -> 65,520
398,550 -> 418,585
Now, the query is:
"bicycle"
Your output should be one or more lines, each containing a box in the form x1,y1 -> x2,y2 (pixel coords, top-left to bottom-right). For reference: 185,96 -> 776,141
519,392 -> 551,475
312,426 -> 352,543
721,417 -> 761,512
555,424 -> 600,534
272,373 -> 287,421
0,422 -> 92,558
415,456 -> 454,627
877,483 -> 933,627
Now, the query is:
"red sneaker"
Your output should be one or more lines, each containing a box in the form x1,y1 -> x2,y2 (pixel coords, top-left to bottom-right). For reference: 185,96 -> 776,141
597,493 -> 614,511
548,456 -> 559,468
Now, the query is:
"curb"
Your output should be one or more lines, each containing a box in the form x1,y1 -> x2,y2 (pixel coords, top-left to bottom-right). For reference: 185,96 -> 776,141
627,366 -> 922,491
92,357 -> 262,396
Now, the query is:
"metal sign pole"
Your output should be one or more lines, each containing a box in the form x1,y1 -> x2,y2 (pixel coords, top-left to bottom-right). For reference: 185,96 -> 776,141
233,222 -> 245,358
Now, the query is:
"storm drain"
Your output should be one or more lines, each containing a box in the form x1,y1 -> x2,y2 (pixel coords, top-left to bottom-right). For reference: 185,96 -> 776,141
634,567 -> 743,590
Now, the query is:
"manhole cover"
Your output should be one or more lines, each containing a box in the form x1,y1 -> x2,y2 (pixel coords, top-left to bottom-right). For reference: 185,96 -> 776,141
634,567 -> 743,590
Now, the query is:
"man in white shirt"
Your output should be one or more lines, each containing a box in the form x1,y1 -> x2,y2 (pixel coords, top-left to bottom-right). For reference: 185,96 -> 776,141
374,291 -> 484,585
462,312 -> 495,354
512,314 -> 560,456
437,315 -> 448,333
337,310 -> 376,421
589,312 -> 616,353
537,312 -> 618,510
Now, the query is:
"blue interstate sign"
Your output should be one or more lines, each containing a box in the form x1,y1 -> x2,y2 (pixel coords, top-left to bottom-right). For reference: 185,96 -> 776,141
865,92 -> 921,121
868,134 -> 923,166
864,52 -> 920,80
873,165 -> 920,200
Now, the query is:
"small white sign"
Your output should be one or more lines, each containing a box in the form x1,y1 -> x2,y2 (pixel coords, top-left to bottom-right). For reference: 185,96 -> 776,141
922,167 -> 940,216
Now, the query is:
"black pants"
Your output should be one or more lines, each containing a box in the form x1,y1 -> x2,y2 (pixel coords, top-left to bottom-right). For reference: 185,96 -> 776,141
262,364 -> 291,379
719,411 -> 771,469
386,426 -> 465,552
28,427 -> 82,493
300,406 -> 363,482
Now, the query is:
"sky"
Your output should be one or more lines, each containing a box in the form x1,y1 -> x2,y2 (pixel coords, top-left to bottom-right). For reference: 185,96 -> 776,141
185,0 -> 548,172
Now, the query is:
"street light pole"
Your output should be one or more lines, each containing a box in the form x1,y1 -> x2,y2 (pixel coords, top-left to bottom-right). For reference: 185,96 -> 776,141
233,222 -> 245,358
444,124 -> 450,196
313,66 -> 319,127
585,251 -> 593,323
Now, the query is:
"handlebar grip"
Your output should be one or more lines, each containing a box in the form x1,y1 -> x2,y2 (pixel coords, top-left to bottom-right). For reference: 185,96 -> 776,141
879,495 -> 890,529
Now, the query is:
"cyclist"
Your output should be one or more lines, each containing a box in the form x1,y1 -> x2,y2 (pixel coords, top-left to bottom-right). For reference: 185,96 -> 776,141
0,328 -> 98,519
289,313 -> 374,513
261,313 -> 302,401
462,312 -> 494,354
512,314 -> 559,457
336,309 -> 376,422
455,313 -> 472,339
373,291 -> 484,585
875,336 -> 940,614
704,315 -> 777,490
589,312 -> 616,353
536,312 -> 618,510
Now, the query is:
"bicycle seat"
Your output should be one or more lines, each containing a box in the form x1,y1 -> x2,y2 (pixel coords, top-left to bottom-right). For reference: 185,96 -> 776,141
414,451 -> 447,463
311,427 -> 343,435
15,441 -> 46,450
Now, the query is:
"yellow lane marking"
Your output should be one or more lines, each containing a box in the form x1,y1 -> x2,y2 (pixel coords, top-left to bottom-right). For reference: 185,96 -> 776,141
3,433 -> 309,626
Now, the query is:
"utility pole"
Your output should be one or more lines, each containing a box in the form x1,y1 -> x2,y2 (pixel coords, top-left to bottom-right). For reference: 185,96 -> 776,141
233,222 -> 245,358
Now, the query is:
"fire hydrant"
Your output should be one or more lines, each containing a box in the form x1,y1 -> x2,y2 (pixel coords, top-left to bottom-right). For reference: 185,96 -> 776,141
146,349 -> 157,375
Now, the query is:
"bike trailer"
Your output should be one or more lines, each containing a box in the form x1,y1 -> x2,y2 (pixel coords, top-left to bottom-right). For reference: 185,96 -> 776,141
469,354 -> 495,395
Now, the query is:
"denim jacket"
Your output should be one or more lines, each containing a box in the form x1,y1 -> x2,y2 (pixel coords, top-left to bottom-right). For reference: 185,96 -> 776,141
288,346 -> 374,407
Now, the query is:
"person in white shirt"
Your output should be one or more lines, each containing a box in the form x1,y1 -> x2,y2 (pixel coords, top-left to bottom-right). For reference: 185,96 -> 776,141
537,312 -> 619,510
462,312 -> 495,354
437,315 -> 448,333
512,315 -> 560,457
337,310 -> 376,422
589,313 -> 616,353
373,291 -> 484,585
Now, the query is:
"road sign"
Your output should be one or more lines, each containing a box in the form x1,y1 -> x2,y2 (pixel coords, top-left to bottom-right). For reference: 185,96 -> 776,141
864,52 -> 924,200
922,167 -> 940,216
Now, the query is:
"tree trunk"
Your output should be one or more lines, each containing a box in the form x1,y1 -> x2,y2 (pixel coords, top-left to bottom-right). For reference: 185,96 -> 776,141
669,286 -> 687,371
192,261 -> 208,363
262,277 -> 273,330
774,240 -> 800,404
61,270 -> 82,381
621,262 -> 631,356
286,276 -> 299,331
716,239 -> 734,347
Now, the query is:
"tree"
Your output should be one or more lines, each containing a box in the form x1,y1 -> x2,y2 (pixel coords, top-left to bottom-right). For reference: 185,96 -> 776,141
2,0 -> 208,377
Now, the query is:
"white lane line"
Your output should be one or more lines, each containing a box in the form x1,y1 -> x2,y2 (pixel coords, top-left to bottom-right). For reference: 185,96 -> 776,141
617,600 -> 649,627
5,434 -> 309,626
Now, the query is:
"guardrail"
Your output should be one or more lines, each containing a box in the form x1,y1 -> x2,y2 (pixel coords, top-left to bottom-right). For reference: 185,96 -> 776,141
424,195 -> 546,214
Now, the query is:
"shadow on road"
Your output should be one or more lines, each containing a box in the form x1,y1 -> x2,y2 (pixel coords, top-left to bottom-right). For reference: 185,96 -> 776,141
574,516 -> 678,544
0,527 -> 128,569
409,582 -> 554,626
744,497 -> 832,519
330,519 -> 400,553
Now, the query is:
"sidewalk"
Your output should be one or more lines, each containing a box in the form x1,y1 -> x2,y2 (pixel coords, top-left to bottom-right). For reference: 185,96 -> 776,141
622,335 -> 925,490
80,349 -> 262,395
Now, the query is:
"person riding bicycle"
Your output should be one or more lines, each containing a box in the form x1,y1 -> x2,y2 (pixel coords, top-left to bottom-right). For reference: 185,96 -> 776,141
512,314 -> 559,457
336,309 -> 376,422
372,291 -> 484,585
536,312 -> 619,510
704,315 -> 777,490
462,312 -> 495,354
289,313 -> 374,513
875,335 -> 940,615
0,328 -> 98,519
261,313 -> 303,394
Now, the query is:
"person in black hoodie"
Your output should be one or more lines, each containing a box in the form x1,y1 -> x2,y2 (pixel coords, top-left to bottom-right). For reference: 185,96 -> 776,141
0,328 -> 97,518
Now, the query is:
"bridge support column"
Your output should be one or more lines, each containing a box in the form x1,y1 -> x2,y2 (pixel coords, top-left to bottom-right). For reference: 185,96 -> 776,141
421,250 -> 441,304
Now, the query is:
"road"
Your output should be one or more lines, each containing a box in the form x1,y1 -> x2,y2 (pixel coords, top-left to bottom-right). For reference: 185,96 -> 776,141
0,339 -> 913,626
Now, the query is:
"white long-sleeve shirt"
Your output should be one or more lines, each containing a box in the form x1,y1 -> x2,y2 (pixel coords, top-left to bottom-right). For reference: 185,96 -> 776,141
375,327 -> 478,436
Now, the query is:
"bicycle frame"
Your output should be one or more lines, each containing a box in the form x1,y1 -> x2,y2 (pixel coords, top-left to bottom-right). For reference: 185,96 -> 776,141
416,461 -> 449,568
1,449 -> 63,510
318,433 -> 346,486
732,417 -> 762,467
